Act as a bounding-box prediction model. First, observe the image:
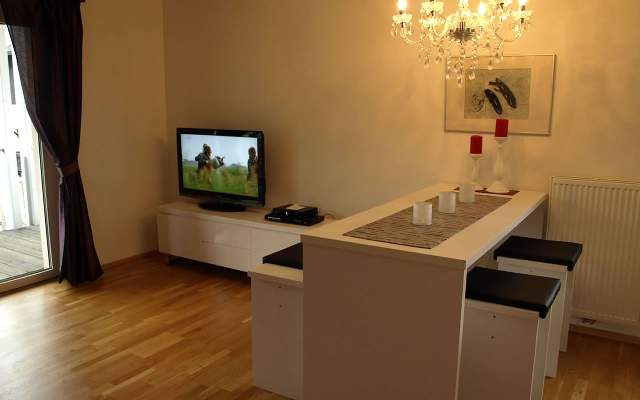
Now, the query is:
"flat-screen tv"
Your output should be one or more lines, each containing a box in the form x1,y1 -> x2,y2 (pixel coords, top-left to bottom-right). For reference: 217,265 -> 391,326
177,128 -> 265,211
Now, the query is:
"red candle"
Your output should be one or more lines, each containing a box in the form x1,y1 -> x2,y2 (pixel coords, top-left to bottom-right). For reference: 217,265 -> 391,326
470,135 -> 483,154
495,119 -> 509,137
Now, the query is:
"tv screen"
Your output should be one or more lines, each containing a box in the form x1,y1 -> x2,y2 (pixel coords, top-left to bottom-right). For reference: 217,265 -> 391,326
177,128 -> 265,206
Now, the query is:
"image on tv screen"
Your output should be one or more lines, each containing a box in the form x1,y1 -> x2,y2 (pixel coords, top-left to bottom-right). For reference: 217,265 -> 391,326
181,134 -> 260,198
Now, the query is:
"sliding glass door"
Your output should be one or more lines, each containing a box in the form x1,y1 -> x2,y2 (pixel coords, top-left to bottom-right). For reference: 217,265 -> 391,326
0,26 -> 56,293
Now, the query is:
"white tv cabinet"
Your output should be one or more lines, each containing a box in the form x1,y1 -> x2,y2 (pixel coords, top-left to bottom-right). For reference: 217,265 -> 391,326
157,201 -> 322,271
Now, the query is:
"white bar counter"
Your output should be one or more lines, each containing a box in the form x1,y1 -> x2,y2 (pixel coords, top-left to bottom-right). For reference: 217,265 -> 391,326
302,183 -> 547,400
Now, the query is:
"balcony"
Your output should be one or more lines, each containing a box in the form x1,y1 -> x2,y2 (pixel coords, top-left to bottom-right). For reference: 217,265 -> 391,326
0,226 -> 44,280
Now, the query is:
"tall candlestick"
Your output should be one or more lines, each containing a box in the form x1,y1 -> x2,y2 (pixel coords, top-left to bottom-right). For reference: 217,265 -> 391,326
486,136 -> 510,194
470,154 -> 483,191
489,118 -> 510,193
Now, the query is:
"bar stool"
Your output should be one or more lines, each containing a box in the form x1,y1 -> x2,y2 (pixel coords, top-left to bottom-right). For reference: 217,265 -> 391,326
461,267 -> 561,400
494,236 -> 583,378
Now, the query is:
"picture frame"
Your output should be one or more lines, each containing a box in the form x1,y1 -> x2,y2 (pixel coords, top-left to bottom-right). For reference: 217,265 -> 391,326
445,54 -> 556,135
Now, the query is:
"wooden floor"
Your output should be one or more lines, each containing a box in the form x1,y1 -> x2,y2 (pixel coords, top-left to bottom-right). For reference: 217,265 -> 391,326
0,226 -> 44,281
0,256 -> 638,400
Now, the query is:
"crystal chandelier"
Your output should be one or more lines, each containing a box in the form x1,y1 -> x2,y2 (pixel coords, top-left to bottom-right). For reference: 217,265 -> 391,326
391,0 -> 533,86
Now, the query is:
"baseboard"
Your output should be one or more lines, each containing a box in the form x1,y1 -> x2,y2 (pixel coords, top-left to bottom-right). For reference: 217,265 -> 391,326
102,250 -> 160,269
570,319 -> 640,345
0,251 -> 161,297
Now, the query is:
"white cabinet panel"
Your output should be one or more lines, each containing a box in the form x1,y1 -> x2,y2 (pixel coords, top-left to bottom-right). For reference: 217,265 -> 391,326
158,214 -> 253,270
159,214 -> 251,250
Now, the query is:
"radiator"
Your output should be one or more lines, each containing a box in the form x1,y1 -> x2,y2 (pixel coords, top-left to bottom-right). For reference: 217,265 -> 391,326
548,177 -> 640,326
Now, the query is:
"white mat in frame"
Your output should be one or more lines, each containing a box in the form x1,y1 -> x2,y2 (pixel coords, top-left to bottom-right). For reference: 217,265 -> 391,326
445,54 -> 556,135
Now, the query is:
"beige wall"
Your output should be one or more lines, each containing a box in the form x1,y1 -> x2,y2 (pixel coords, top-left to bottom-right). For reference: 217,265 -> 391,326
71,0 -> 639,262
80,0 -> 170,264
163,0 -> 640,218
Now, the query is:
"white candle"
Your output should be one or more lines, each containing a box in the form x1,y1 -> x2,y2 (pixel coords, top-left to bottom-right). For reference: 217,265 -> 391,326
413,201 -> 433,226
438,192 -> 457,213
459,183 -> 476,203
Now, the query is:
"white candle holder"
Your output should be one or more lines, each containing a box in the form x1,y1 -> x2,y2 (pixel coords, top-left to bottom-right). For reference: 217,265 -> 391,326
470,154 -> 484,191
459,183 -> 476,203
487,137 -> 510,194
438,192 -> 457,214
413,201 -> 433,226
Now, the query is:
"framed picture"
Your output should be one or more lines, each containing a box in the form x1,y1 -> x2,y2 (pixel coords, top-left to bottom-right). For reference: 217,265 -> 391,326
445,54 -> 556,135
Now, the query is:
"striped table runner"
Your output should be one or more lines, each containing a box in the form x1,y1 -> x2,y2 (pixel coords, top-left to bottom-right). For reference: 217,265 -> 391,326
344,195 -> 511,249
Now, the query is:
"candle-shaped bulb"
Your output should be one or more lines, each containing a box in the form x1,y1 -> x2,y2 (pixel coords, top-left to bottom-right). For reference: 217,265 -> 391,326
519,0 -> 527,7
478,2 -> 487,16
398,0 -> 408,12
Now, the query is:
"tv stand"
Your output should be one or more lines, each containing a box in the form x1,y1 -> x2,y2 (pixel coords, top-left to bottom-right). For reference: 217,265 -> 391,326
198,201 -> 246,212
157,201 -> 332,272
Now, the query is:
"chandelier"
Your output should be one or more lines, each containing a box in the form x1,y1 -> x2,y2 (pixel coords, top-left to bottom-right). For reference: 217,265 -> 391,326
391,0 -> 533,86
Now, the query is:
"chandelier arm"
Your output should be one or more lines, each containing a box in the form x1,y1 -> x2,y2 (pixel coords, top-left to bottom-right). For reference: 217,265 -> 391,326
425,18 -> 452,42
403,37 -> 419,45
494,27 -> 524,43
488,14 -> 527,43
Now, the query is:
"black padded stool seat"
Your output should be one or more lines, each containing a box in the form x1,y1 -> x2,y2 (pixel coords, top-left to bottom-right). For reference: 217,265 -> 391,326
494,236 -> 583,271
466,267 -> 561,318
262,243 -> 303,270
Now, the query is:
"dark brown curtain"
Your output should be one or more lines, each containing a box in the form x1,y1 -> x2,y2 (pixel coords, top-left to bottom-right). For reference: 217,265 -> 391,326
0,0 -> 102,285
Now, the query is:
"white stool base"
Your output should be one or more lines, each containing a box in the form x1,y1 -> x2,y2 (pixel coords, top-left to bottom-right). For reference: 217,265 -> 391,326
461,300 -> 549,400
249,265 -> 303,400
498,256 -> 571,378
